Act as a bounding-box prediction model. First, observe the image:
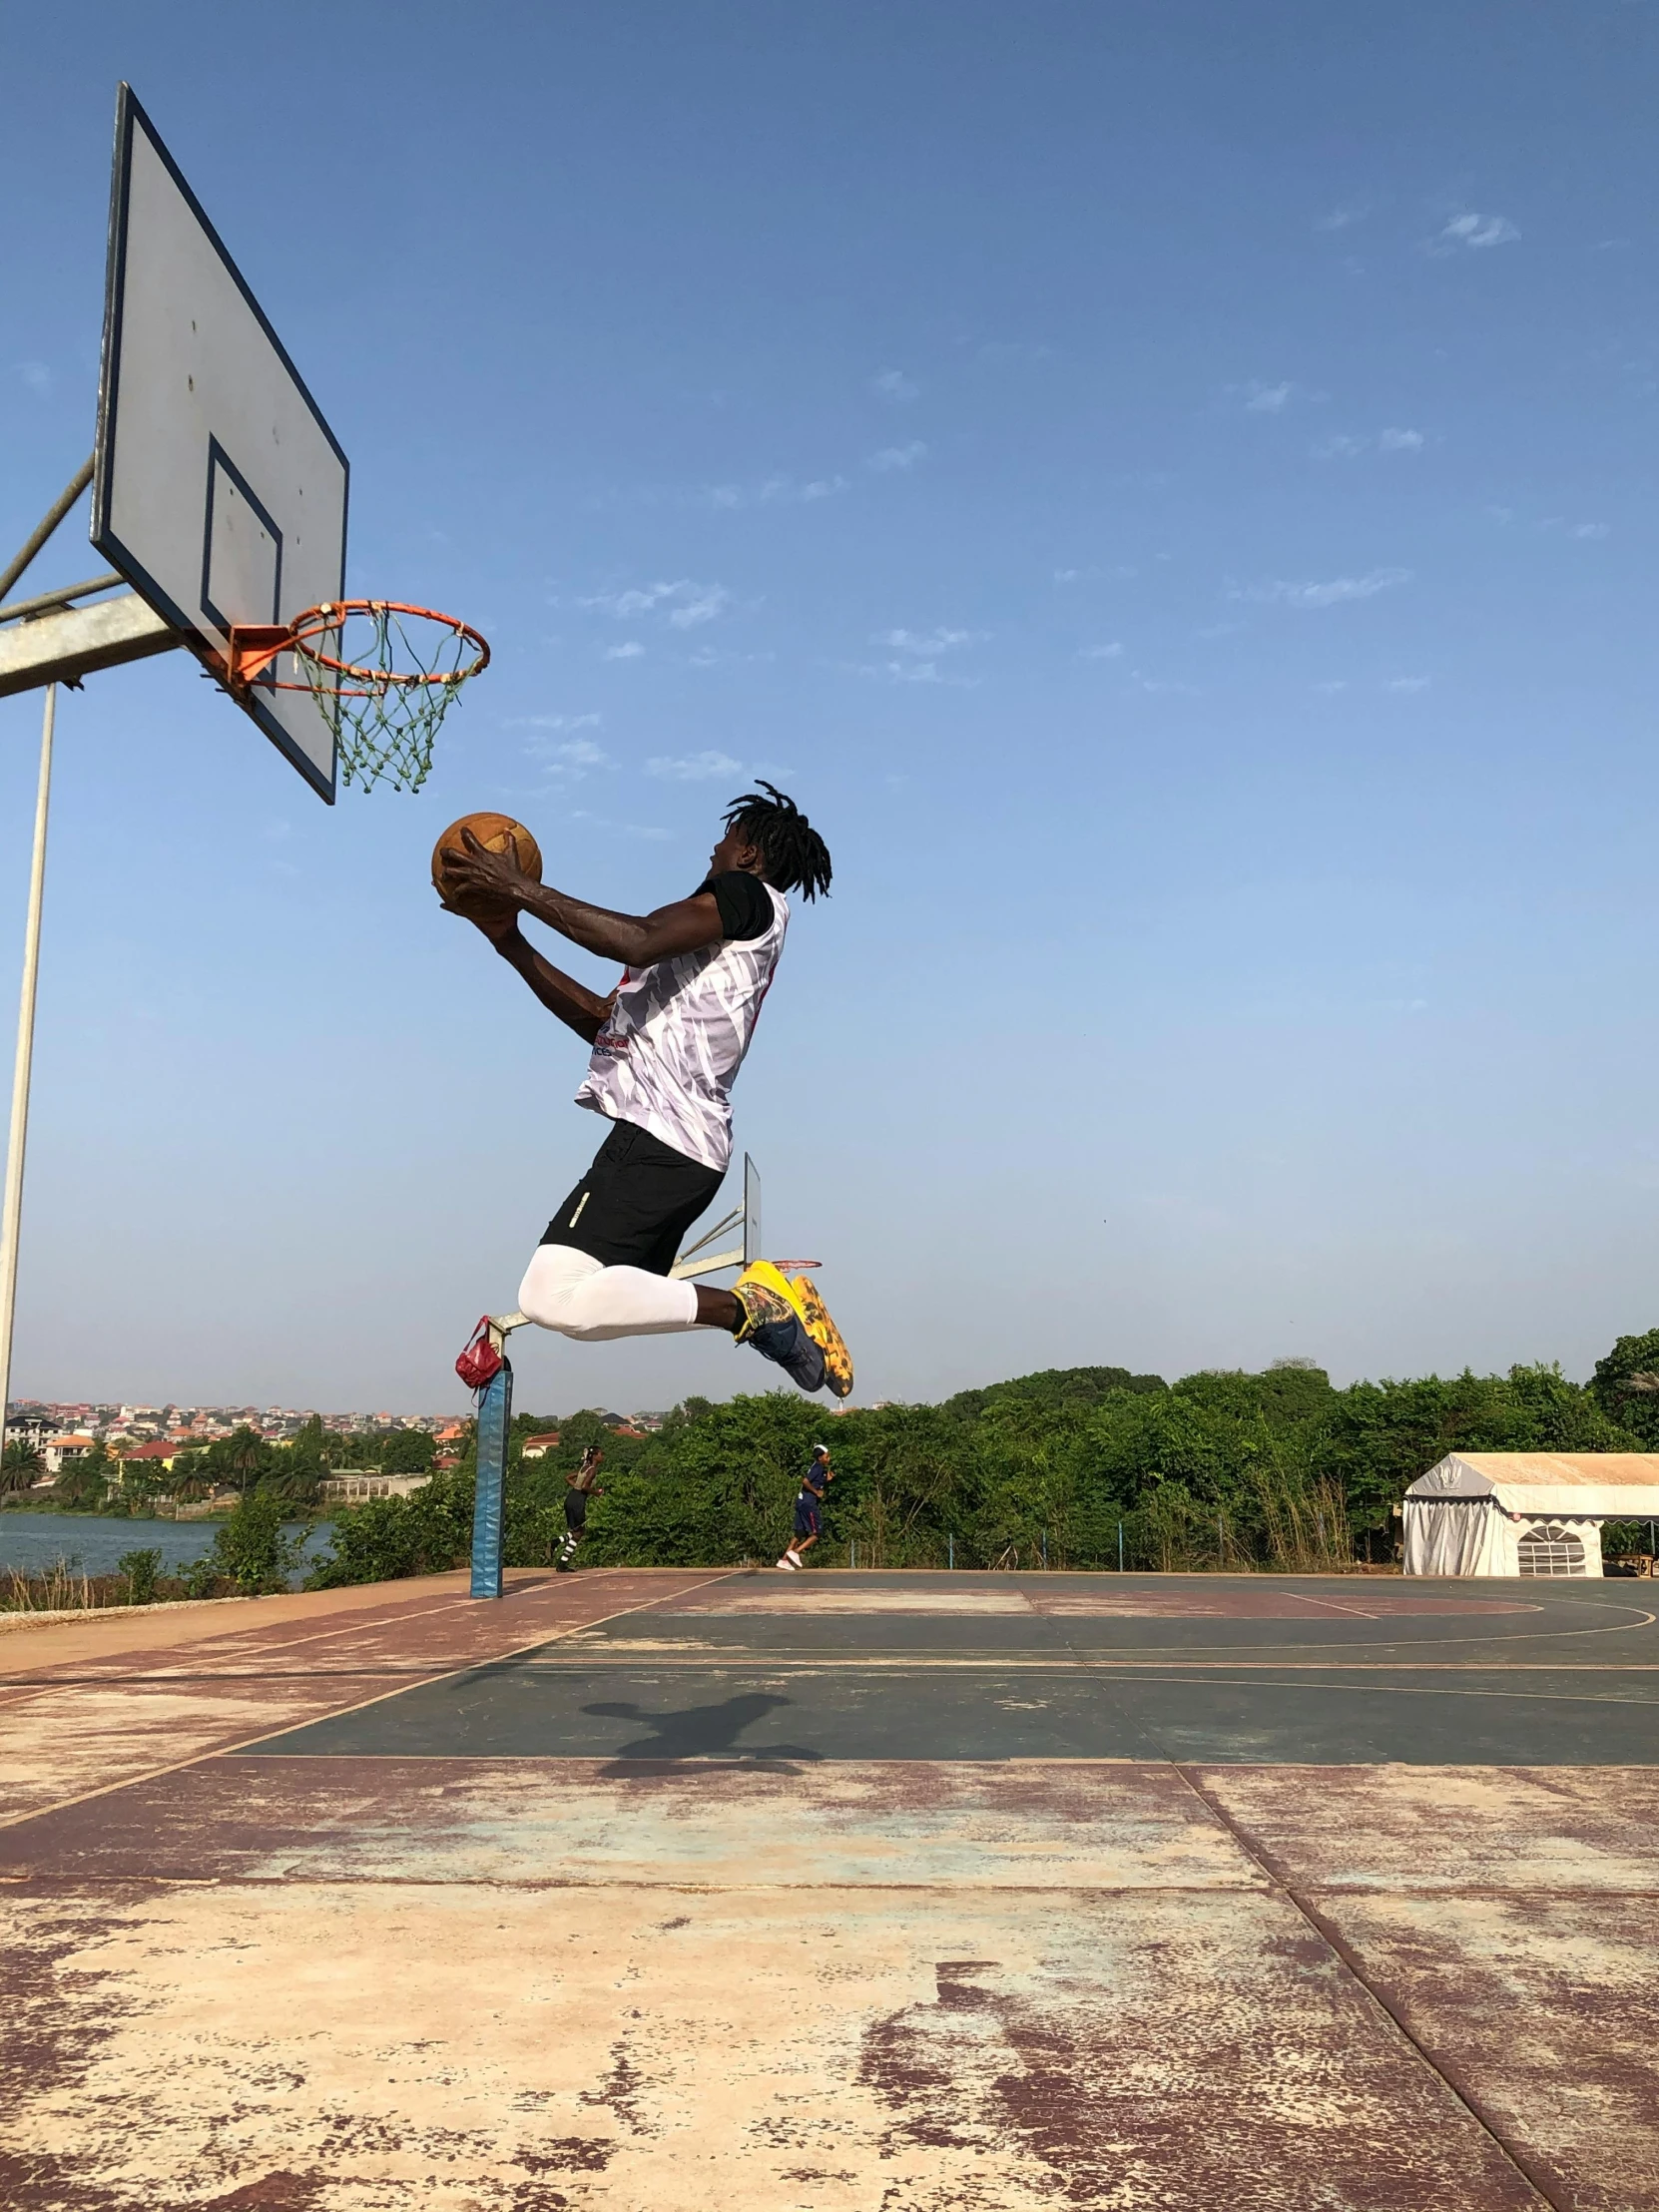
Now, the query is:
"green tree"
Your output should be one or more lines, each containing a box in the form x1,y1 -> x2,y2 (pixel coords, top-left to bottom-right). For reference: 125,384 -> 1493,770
205,1491 -> 308,1595
1590,1330 -> 1659,1447
1,1438 -> 43,1493
223,1425 -> 272,1497
53,1439 -> 112,1510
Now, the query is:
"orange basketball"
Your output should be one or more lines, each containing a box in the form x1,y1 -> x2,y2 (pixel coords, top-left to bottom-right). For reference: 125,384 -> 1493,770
431,812 -> 543,928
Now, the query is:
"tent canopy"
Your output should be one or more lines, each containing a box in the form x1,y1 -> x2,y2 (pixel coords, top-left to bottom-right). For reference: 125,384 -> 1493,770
1406,1452 -> 1659,1520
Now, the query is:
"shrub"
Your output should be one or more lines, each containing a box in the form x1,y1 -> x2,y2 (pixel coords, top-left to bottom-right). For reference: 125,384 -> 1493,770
117,1548 -> 162,1604
199,1492 -> 308,1596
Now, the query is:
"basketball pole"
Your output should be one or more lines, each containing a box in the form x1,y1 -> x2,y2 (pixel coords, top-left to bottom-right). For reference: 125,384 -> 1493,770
0,682 -> 56,1468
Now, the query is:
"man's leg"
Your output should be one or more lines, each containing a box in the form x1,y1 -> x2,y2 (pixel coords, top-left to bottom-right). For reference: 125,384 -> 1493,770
521,1243 -> 703,1341
779,1511 -> 821,1570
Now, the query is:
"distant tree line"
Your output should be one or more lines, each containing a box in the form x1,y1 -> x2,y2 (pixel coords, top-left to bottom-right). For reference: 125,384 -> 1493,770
299,1328 -> 1659,1587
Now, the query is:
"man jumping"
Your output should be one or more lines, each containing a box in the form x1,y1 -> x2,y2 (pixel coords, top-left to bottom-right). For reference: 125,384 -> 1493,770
439,785 -> 851,1396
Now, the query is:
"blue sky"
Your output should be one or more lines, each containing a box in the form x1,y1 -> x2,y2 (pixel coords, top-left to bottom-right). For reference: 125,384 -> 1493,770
3,1 -> 1657,1414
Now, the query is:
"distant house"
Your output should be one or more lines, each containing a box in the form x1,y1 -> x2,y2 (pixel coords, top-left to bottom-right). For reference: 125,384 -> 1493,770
121,1440 -> 183,1471
519,1434 -> 562,1459
43,1432 -> 94,1473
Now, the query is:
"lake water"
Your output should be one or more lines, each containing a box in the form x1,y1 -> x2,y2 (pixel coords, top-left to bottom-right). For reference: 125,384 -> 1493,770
0,1511 -> 335,1582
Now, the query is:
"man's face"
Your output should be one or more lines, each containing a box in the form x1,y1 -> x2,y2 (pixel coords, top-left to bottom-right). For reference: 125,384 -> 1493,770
709,823 -> 762,876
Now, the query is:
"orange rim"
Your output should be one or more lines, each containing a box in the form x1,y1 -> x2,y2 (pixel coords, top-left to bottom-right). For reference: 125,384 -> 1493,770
285,600 -> 490,695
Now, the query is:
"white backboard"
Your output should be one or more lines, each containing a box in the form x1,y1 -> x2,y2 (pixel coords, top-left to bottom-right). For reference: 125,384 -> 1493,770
91,85 -> 348,803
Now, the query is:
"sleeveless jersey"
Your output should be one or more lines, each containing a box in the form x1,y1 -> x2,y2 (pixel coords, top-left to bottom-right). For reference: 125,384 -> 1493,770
574,883 -> 788,1171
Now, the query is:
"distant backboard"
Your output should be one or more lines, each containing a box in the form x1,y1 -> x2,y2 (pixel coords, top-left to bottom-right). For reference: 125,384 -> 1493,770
91,85 -> 348,803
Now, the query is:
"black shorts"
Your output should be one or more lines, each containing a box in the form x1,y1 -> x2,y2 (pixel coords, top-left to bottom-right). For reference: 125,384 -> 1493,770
564,1490 -> 589,1532
794,1497 -> 822,1539
541,1118 -> 726,1276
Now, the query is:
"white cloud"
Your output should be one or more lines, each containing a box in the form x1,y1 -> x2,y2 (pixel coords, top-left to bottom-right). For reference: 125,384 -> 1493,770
1385,676 -> 1430,693
707,474 -> 847,509
1313,680 -> 1349,694
866,442 -> 927,472
876,626 -> 976,656
668,587 -> 731,630
1571,522 -> 1610,540
1431,212 -> 1519,254
1079,642 -> 1124,660
580,581 -> 684,618
12,360 -> 52,397
1232,567 -> 1412,610
1316,204 -> 1368,234
505,712 -> 601,732
1315,427 -> 1426,458
870,367 -> 918,401
544,739 -> 609,775
646,750 -> 744,782
581,579 -> 732,629
1244,380 -> 1295,413
602,641 -> 645,661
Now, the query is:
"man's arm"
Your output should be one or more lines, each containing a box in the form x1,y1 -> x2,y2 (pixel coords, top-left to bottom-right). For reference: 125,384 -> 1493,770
442,830 -> 726,967
488,925 -> 616,1043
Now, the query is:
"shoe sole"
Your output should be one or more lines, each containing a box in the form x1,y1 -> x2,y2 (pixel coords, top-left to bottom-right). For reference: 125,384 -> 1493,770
792,1276 -> 853,1399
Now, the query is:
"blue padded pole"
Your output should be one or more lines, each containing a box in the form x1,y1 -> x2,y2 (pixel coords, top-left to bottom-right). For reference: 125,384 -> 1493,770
470,1355 -> 512,1598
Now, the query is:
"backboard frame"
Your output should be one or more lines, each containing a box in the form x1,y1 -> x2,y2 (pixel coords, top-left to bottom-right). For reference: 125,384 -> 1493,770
90,84 -> 349,804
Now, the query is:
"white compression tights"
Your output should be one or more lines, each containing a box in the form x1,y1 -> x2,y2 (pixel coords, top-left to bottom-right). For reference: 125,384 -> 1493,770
516,1241 -> 702,1343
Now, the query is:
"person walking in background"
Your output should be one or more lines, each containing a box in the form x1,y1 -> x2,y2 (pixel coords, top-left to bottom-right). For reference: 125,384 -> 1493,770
556,1445 -> 604,1571
778,1443 -> 834,1571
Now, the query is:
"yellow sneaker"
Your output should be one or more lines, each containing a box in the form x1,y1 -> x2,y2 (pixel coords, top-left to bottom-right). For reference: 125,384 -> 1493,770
791,1274 -> 853,1399
732,1263 -> 828,1393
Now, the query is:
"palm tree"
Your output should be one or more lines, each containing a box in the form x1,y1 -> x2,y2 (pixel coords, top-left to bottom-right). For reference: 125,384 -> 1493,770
225,1425 -> 269,1498
1,1438 -> 44,1493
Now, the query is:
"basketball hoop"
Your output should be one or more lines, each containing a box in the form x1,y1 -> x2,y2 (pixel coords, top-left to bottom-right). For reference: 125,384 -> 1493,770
227,601 -> 489,794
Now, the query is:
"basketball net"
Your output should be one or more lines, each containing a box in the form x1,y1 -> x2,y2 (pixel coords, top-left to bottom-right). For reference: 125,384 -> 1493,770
228,601 -> 490,795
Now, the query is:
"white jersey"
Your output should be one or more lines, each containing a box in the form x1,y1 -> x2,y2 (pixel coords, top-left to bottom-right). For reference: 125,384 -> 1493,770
574,883 -> 788,1171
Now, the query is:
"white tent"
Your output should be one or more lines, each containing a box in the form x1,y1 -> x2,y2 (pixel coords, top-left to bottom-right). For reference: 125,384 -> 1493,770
1403,1452 -> 1659,1577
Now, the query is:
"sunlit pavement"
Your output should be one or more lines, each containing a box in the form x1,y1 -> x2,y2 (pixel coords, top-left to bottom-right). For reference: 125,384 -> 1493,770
4,1567 -> 1657,2209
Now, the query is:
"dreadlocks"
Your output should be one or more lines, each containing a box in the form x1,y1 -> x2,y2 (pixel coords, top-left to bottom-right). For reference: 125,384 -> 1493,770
722,783 -> 832,900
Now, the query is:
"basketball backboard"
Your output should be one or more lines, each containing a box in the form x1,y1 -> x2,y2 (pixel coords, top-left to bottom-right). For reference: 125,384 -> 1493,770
91,85 -> 348,803
669,1154 -> 762,1280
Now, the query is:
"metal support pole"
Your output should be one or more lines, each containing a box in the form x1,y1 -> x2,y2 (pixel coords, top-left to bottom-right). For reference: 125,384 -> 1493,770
947,1533 -> 953,1571
1041,1529 -> 1048,1570
1118,1520 -> 1125,1571
0,456 -> 95,608
469,1355 -> 512,1597
0,684 -> 55,1467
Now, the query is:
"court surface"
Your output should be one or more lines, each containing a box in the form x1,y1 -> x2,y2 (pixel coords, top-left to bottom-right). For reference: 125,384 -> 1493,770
4,1566 -> 1658,2210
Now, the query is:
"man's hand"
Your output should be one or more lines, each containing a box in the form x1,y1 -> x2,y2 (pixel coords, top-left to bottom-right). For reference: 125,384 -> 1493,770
438,828 -> 537,918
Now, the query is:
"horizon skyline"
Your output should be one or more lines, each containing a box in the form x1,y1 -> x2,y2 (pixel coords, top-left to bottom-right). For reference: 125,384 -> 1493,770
5,2 -> 1658,1412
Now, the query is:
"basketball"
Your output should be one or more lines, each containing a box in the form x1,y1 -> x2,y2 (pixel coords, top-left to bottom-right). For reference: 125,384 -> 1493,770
431,812 -> 543,928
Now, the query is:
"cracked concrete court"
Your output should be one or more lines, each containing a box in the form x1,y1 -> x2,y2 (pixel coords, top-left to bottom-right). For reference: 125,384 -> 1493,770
3,1566 -> 1658,2209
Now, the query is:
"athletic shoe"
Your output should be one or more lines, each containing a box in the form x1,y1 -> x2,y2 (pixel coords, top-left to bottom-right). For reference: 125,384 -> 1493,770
732,1265 -> 827,1393
791,1275 -> 853,1400
777,1553 -> 799,1570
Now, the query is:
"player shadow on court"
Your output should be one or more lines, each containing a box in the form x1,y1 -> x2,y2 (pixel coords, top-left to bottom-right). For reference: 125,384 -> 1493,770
584,1691 -> 824,1770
